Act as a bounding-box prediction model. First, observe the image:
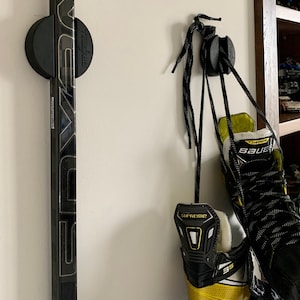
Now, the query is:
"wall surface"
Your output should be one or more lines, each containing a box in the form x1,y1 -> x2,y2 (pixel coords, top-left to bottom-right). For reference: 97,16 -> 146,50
0,1 -> 256,299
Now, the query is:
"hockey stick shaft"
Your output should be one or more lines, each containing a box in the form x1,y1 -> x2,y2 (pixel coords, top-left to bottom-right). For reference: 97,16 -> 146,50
25,0 -> 93,298
50,0 -> 77,299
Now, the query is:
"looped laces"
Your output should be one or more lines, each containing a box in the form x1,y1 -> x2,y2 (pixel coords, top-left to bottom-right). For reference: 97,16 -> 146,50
172,15 -> 220,204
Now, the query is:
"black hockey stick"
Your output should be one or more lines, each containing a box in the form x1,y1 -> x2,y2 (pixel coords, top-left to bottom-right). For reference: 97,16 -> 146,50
25,0 -> 93,299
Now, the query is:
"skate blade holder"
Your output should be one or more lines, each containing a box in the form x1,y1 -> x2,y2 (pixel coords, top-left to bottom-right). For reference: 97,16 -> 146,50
25,15 -> 93,78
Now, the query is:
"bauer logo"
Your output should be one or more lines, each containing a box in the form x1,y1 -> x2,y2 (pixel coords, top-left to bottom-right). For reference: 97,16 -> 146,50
236,136 -> 273,162
238,145 -> 271,155
235,136 -> 274,165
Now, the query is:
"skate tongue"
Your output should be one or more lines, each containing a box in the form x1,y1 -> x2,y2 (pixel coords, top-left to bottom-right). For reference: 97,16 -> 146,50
223,128 -> 275,166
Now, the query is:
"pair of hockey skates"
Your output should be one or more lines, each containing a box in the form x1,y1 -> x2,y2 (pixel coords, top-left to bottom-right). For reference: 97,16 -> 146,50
173,15 -> 300,300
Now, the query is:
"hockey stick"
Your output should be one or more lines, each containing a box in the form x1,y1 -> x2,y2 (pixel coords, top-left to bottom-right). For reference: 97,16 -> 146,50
25,0 -> 93,299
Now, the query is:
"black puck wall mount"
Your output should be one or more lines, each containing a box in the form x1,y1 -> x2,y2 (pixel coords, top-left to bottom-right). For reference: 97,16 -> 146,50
25,13 -> 93,79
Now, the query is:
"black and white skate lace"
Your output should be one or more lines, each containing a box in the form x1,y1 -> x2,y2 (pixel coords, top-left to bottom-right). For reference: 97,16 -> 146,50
227,154 -> 300,274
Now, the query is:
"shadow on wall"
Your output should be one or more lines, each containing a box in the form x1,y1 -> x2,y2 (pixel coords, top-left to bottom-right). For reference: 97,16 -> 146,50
85,16 -> 247,300
92,146 -> 195,299
99,211 -> 187,300
87,149 -> 244,299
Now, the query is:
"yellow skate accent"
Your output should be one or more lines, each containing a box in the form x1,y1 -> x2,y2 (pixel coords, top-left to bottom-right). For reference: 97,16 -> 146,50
218,113 -> 255,143
186,279 -> 250,300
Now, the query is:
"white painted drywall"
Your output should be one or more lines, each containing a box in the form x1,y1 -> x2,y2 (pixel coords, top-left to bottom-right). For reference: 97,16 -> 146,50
0,0 -> 255,299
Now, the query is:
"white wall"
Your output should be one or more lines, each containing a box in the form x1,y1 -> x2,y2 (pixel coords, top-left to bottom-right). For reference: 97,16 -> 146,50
0,1 -> 256,299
